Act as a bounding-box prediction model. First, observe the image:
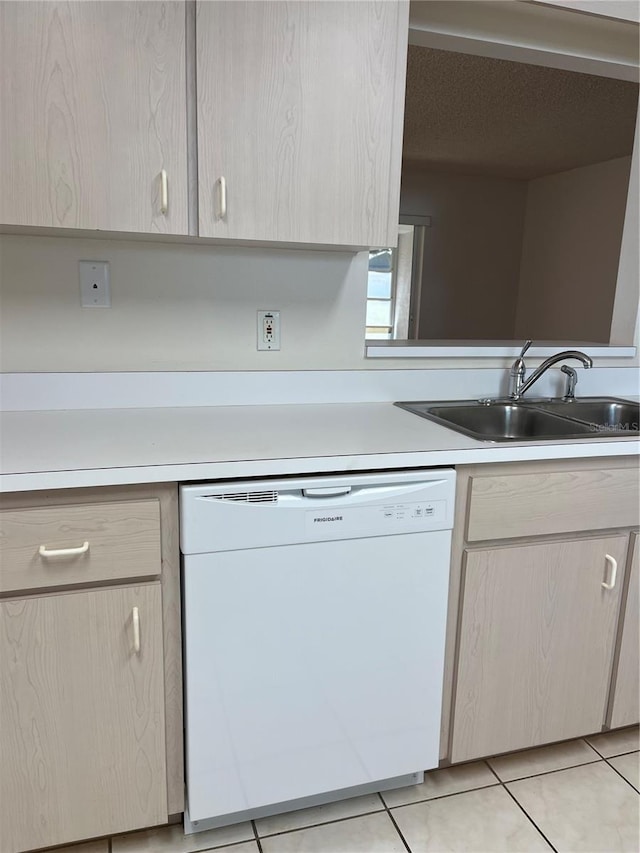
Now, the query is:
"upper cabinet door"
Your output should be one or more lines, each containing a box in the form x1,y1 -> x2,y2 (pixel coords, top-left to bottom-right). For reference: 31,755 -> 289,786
196,1 -> 409,247
0,2 -> 188,234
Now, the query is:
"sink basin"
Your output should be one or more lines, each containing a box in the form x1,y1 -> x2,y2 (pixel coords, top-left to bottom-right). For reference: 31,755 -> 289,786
531,398 -> 639,434
395,398 -> 638,442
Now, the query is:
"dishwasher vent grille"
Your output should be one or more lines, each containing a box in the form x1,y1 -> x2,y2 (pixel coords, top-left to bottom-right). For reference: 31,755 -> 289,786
205,490 -> 279,504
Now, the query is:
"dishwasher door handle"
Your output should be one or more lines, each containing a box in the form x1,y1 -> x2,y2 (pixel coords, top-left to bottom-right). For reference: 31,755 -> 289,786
302,487 -> 352,498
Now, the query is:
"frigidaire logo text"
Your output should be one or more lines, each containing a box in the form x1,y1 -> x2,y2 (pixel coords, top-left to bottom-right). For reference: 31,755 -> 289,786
313,515 -> 343,523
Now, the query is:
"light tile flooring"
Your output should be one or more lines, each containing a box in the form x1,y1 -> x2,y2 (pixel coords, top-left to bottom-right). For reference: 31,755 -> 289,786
57,726 -> 639,853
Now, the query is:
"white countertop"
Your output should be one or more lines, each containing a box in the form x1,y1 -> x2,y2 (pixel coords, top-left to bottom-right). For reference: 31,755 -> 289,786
1,402 -> 638,492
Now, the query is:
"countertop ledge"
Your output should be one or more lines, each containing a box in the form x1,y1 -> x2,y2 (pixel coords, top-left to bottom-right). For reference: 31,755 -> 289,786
1,402 -> 638,492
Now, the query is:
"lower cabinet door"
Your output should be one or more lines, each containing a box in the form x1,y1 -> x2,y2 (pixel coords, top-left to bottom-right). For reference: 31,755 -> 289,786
610,532 -> 639,729
0,584 -> 167,853
451,535 -> 628,763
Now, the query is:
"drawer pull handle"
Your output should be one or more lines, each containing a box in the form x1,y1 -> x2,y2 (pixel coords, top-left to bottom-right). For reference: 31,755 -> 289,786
38,541 -> 89,558
132,606 -> 141,654
602,554 -> 618,590
216,176 -> 227,220
160,168 -> 168,215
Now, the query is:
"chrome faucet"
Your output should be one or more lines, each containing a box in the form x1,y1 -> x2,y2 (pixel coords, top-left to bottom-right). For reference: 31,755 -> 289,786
561,365 -> 578,401
508,340 -> 593,400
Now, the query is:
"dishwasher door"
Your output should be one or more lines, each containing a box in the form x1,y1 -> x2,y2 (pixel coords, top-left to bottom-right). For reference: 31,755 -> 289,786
181,470 -> 455,828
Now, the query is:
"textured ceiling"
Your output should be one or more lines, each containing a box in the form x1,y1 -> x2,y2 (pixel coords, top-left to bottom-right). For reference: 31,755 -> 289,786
403,46 -> 639,179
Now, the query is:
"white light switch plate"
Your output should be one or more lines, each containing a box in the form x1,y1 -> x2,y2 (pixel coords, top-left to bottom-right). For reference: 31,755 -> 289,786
80,260 -> 111,307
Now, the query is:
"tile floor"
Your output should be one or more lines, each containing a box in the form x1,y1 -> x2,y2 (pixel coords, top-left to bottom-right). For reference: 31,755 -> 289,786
57,726 -> 639,853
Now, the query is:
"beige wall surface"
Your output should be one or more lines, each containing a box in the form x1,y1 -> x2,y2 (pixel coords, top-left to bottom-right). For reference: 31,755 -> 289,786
0,235 -> 369,372
400,164 -> 528,339
515,155 -> 632,342
530,1 -> 640,24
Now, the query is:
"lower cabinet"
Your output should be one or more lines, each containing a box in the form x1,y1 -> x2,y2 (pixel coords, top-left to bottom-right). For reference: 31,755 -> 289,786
451,535 -> 628,763
0,583 -> 167,853
610,532 -> 639,729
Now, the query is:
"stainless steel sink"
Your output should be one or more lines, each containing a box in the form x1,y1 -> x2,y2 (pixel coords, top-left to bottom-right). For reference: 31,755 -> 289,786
532,398 -> 639,433
395,397 -> 639,442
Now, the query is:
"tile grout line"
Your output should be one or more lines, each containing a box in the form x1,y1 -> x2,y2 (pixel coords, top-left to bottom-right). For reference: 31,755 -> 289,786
486,760 -> 559,853
107,741 -> 639,851
383,779 -> 501,811
198,838 -> 260,853
203,748 -> 639,849
254,805 -> 386,840
585,743 -> 640,760
581,737 -> 605,759
382,753 -> 602,813
377,792 -> 414,853
251,818 -> 264,853
583,728 -> 640,760
602,754 -> 640,794
485,754 -> 604,785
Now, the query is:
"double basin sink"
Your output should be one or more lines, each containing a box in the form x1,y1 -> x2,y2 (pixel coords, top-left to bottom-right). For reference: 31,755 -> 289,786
395,397 -> 639,443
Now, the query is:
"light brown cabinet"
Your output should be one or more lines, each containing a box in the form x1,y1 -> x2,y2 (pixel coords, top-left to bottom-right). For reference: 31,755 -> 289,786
1,1 -> 408,248
466,466 -> 639,541
196,0 -> 408,247
610,532 -> 639,729
0,1 -> 188,234
451,536 -> 628,763
0,500 -> 161,593
0,584 -> 167,853
0,485 -> 182,853
443,457 -> 640,764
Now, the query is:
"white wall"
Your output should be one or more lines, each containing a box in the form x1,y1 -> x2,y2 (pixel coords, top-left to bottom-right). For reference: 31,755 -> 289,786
410,1 -> 639,80
530,2 -> 640,24
400,165 -> 528,339
515,156 -> 632,342
0,235 -> 369,372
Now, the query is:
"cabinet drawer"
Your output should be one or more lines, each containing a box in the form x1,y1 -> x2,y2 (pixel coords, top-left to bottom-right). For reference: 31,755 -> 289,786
467,468 -> 639,542
0,501 -> 161,593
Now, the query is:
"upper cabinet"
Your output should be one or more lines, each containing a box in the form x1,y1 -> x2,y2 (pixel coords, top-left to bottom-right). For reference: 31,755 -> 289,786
0,0 -> 409,248
196,1 -> 408,247
0,1 -> 188,234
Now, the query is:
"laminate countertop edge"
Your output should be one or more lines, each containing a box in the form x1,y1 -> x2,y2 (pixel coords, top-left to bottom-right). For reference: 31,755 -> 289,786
1,402 -> 638,493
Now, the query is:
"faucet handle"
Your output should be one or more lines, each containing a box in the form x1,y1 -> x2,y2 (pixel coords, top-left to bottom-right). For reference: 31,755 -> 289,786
561,365 -> 578,401
509,341 -> 532,399
518,340 -> 533,359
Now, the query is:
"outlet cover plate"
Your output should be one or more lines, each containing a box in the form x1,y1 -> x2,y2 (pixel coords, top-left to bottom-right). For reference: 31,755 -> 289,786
257,310 -> 281,351
80,260 -> 111,307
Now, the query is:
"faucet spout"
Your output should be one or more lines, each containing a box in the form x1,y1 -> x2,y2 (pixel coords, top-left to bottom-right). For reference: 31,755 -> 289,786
514,350 -> 593,399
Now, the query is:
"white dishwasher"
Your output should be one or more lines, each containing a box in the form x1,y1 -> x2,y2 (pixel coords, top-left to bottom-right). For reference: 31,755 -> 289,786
180,468 -> 455,832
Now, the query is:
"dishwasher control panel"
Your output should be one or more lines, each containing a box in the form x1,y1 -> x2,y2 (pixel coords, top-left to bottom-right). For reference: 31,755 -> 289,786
304,499 -> 448,538
381,500 -> 444,522
181,469 -> 455,553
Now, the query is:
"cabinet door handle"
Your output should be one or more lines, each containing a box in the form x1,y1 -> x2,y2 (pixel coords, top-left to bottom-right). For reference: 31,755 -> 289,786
216,176 -> 227,220
602,554 -> 618,590
160,169 -> 168,215
39,541 -> 89,558
132,606 -> 141,654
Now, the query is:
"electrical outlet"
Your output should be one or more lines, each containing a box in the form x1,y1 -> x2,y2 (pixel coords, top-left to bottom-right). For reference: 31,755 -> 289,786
257,310 -> 281,351
79,260 -> 111,307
